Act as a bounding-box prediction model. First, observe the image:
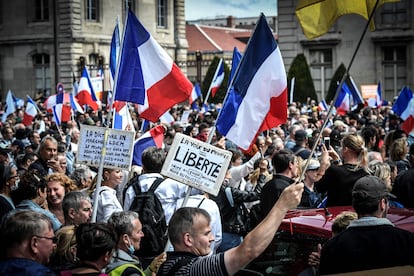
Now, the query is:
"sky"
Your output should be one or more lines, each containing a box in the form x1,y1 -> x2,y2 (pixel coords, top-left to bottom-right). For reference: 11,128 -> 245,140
185,0 -> 277,21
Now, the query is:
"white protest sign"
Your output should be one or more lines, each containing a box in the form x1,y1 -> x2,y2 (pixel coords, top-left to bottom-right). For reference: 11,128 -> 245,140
77,125 -> 135,170
161,133 -> 232,196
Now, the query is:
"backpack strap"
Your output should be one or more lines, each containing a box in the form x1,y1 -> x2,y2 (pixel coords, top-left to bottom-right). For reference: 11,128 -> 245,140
197,197 -> 205,208
123,173 -> 140,203
148,177 -> 165,193
294,147 -> 306,156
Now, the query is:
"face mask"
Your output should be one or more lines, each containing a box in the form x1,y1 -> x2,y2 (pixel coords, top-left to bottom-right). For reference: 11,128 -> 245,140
126,236 -> 135,255
11,179 -> 19,191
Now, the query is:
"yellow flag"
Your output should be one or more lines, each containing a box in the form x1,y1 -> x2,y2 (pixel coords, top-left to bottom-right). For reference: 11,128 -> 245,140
296,0 -> 399,39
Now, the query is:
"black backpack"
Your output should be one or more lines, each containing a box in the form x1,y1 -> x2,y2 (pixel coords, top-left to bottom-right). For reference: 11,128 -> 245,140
127,176 -> 168,258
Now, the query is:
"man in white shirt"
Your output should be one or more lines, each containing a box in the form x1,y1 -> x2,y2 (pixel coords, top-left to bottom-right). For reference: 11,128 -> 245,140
123,147 -> 191,224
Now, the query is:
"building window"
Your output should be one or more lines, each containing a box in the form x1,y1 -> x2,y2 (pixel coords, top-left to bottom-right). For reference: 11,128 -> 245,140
34,0 -> 49,22
86,0 -> 99,21
33,54 -> 51,94
309,49 -> 333,101
157,0 -> 167,28
380,1 -> 408,26
383,46 -> 406,99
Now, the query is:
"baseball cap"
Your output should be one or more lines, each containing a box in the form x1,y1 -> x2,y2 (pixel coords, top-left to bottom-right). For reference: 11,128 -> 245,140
303,159 -> 320,171
352,175 -> 396,202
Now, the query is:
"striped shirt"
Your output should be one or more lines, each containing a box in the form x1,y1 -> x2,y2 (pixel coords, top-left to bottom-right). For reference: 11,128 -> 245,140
158,251 -> 228,276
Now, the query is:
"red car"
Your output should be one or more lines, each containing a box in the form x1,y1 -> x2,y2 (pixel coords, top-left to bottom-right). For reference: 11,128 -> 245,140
246,206 -> 414,275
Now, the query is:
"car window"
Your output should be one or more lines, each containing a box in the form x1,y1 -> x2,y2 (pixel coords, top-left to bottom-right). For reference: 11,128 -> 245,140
247,231 -> 327,275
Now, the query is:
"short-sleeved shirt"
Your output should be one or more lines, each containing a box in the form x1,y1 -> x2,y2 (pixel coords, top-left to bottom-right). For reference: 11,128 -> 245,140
157,251 -> 228,276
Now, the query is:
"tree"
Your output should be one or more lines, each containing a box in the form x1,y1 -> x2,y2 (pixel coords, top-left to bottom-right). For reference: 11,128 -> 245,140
287,54 -> 317,103
326,63 -> 346,103
201,56 -> 230,105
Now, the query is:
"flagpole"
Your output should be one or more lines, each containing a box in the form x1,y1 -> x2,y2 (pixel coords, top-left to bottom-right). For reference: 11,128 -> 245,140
290,77 -> 295,104
203,58 -> 223,107
92,13 -> 125,221
299,0 -> 381,178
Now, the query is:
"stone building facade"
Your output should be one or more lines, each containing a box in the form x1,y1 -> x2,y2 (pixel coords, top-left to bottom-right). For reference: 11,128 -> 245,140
278,0 -> 413,101
0,0 -> 188,100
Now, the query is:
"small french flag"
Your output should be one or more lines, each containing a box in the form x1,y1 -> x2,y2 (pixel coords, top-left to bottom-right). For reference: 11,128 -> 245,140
23,96 -> 38,126
132,125 -> 165,166
318,100 -> 328,111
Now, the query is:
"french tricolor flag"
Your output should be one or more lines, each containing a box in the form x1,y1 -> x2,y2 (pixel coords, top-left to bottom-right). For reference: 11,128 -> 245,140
209,59 -> 225,98
132,125 -> 165,166
112,101 -> 134,131
216,14 -> 288,151
189,83 -> 201,104
23,96 -> 38,126
114,10 -> 193,122
318,100 -> 328,111
76,67 -> 99,111
51,93 -> 71,126
392,87 -> 414,134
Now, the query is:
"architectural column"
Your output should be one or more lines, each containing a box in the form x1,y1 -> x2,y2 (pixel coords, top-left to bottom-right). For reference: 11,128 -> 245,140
174,0 -> 189,75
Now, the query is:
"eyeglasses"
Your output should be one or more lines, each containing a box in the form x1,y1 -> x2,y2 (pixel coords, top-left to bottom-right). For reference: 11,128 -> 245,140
34,235 -> 58,243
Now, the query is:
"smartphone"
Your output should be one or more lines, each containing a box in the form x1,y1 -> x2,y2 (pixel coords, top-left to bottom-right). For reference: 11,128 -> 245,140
324,137 -> 330,149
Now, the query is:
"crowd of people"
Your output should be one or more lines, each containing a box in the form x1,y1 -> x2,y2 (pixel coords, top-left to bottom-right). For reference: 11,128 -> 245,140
0,98 -> 414,275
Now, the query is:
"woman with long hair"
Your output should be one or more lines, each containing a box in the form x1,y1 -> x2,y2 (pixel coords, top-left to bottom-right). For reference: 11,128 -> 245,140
315,133 -> 370,207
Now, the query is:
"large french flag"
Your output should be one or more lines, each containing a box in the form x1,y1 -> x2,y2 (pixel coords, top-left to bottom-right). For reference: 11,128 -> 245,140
392,87 -> 414,134
210,59 -> 225,98
76,67 -> 99,111
216,14 -> 288,151
114,10 -> 193,122
23,96 -> 38,126
132,125 -> 165,166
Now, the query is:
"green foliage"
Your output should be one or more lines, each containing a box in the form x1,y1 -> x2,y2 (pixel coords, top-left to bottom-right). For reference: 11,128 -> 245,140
326,63 -> 346,103
201,56 -> 230,104
287,54 -> 317,103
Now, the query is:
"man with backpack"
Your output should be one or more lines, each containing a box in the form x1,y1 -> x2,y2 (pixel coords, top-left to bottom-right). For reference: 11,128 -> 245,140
123,147 -> 192,263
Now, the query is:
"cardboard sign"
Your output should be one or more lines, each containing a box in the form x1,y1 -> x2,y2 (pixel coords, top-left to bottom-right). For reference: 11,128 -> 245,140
361,84 -> 378,99
77,125 -> 135,170
161,133 -> 232,196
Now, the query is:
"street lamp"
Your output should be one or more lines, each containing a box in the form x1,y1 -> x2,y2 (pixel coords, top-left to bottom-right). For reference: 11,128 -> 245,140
196,50 -> 202,83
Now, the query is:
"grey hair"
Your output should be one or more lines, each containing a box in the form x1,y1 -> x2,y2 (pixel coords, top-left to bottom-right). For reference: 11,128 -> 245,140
108,211 -> 140,239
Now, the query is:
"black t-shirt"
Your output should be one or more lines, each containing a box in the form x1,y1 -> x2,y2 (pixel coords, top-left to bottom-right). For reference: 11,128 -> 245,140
260,175 -> 295,217
315,164 -> 368,207
320,224 -> 414,274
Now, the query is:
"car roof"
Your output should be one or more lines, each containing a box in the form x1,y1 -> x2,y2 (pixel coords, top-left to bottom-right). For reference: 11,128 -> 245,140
278,206 -> 414,239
